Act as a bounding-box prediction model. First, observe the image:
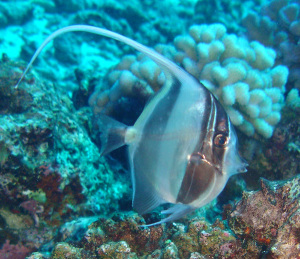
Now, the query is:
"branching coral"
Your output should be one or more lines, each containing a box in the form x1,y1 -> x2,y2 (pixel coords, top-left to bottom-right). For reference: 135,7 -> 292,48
89,23 -> 289,139
242,0 -> 300,90
193,0 -> 264,33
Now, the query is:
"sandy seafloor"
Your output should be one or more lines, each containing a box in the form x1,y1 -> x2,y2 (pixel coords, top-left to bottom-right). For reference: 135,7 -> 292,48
0,0 -> 299,258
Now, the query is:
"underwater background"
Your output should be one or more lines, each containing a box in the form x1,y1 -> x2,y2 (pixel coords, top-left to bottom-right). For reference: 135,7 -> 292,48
0,0 -> 299,258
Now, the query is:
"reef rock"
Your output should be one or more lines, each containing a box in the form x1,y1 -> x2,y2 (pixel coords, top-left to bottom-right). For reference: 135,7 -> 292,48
229,175 -> 300,258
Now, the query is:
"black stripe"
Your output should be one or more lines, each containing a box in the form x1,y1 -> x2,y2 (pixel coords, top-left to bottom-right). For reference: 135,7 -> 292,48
211,98 -> 230,169
176,88 -> 215,204
142,77 -> 182,136
176,90 -> 231,204
132,77 -> 183,213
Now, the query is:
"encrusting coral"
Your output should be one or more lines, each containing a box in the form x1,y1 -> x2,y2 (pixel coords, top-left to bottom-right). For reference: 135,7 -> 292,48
27,174 -> 300,259
229,175 -> 300,258
89,23 -> 289,139
40,212 -> 260,258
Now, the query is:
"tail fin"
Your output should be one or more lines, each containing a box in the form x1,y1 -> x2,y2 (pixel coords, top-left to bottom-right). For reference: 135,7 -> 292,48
94,114 -> 128,156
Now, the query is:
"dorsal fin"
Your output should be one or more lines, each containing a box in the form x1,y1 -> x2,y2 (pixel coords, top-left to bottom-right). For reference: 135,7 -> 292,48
15,25 -> 196,89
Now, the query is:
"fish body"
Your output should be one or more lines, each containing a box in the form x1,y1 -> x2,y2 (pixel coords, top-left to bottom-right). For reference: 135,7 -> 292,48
16,25 -> 248,226
98,72 -> 246,226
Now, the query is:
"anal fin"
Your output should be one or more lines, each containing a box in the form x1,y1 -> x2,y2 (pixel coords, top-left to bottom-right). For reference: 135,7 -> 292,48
133,188 -> 164,215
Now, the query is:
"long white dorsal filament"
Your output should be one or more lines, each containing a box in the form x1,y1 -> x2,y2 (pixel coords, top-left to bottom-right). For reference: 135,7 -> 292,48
15,25 -> 189,88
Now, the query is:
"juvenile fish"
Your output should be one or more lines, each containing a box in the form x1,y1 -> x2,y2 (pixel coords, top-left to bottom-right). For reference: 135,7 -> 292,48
15,25 -> 248,226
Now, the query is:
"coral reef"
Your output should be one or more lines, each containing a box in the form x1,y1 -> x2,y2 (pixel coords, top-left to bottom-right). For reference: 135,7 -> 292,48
0,207 -> 55,258
26,174 -> 300,259
229,175 -> 300,258
0,0 -> 299,258
0,239 -> 31,259
20,175 -> 300,258
0,58 -> 129,214
0,58 -> 129,254
0,1 -> 33,27
37,212 -> 260,258
193,0 -> 264,33
0,0 -> 199,93
241,108 -> 300,189
242,0 -> 300,90
286,88 -> 300,111
89,23 -> 289,138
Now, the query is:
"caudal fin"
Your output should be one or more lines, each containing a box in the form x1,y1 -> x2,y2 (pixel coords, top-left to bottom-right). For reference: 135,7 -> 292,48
94,114 -> 128,156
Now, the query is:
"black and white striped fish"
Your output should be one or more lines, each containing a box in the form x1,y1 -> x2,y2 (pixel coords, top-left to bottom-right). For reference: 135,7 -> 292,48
15,25 -> 248,226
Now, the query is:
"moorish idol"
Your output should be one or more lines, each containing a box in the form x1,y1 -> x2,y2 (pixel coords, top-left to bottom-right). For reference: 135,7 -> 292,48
15,25 -> 248,226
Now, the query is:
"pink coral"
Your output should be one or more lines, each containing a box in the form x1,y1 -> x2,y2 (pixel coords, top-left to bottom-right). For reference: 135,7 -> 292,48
0,240 -> 31,259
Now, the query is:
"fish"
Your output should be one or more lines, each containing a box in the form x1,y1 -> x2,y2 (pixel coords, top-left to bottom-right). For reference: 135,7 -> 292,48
15,25 -> 248,226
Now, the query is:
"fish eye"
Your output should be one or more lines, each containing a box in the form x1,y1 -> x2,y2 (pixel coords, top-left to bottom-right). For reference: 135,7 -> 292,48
214,134 -> 228,147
